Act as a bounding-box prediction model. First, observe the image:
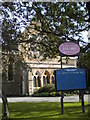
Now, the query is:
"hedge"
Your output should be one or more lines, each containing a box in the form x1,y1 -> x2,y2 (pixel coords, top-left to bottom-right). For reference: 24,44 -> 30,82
32,84 -> 79,97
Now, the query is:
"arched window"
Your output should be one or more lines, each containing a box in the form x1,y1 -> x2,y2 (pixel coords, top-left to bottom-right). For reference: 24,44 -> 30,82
37,76 -> 41,87
33,76 -> 36,87
43,76 -> 45,86
46,76 -> 49,84
51,76 -> 55,84
42,71 -> 50,86
33,71 -> 41,87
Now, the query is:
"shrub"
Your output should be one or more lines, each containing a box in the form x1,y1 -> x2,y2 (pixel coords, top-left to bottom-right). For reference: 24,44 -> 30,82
32,84 -> 62,97
32,92 -> 49,97
37,84 -> 55,93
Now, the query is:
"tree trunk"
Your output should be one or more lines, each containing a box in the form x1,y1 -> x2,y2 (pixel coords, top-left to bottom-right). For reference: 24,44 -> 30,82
2,91 -> 9,118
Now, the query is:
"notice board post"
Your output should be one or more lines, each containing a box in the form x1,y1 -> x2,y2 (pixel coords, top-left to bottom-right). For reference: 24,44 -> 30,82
60,56 -> 64,114
81,90 -> 85,113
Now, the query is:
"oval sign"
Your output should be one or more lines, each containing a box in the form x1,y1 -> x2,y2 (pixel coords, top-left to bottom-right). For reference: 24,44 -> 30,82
59,42 -> 80,56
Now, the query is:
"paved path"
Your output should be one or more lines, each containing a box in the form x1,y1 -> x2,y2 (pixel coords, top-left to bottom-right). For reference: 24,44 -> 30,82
0,95 -> 90,103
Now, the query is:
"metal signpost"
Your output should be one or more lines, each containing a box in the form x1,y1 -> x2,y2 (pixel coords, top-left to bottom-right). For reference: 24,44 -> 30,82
55,41 -> 87,114
60,56 -> 64,114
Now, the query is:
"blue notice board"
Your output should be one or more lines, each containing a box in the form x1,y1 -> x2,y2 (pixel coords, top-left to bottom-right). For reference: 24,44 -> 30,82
55,68 -> 87,91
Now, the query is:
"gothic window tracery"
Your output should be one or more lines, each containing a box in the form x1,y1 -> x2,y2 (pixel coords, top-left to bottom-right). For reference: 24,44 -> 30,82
33,71 -> 41,87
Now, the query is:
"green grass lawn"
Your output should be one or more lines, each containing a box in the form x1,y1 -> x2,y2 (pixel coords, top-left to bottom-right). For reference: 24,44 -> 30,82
2,102 -> 90,120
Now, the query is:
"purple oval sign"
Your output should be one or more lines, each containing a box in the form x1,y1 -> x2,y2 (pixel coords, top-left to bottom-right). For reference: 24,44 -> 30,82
59,42 -> 80,56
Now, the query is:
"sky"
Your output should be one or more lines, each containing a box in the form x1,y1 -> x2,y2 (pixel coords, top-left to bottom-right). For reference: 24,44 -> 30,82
82,31 -> 88,43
